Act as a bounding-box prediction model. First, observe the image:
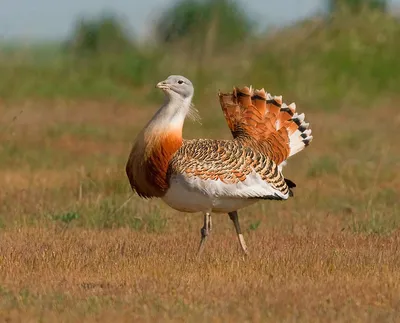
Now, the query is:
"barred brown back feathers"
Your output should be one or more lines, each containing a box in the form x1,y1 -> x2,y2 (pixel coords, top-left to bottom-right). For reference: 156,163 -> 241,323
219,86 -> 313,166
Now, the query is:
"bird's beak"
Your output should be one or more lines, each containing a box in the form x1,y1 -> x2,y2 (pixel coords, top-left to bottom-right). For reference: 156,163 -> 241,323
156,81 -> 169,90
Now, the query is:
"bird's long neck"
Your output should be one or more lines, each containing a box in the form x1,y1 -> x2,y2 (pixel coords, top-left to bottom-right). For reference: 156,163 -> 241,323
126,94 -> 192,198
145,94 -> 192,136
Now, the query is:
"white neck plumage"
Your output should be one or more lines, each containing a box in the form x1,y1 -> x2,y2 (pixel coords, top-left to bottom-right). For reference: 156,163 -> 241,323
146,93 -> 193,134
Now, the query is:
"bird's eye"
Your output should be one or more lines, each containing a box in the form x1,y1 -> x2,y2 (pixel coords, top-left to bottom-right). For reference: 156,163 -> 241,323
177,80 -> 184,84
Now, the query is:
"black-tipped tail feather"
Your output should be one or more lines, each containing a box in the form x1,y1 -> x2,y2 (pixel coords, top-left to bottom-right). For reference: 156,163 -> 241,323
248,178 -> 297,200
285,178 -> 296,197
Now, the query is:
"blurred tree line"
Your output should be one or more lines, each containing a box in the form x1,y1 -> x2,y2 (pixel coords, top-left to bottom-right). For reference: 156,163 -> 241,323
65,0 -> 251,58
330,0 -> 387,13
65,0 -> 388,57
6,0 -> 395,104
65,14 -> 132,55
63,0 -> 253,89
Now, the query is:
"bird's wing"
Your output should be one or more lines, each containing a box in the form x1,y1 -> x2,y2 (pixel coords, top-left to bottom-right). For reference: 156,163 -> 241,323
168,139 -> 291,200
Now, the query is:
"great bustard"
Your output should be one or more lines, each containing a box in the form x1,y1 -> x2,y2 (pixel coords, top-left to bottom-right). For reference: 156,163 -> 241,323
126,75 -> 313,255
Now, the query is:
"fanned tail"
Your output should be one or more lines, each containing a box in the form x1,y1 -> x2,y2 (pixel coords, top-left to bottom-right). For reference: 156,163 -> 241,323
218,86 -> 313,166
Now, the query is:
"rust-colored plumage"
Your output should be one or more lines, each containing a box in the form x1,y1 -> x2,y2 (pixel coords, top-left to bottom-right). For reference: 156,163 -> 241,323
219,87 -> 308,166
126,130 -> 182,199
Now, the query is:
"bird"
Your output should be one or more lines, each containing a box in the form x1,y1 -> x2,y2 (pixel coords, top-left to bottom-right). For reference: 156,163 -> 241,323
126,75 -> 313,256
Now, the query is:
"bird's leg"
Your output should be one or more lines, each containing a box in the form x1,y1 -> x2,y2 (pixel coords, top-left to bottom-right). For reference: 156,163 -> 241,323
228,211 -> 249,255
197,212 -> 212,256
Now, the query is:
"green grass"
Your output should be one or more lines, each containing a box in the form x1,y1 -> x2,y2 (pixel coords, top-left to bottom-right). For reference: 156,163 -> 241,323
307,156 -> 339,178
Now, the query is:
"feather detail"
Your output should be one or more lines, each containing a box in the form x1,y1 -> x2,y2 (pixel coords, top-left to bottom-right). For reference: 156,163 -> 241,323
187,103 -> 202,125
168,139 -> 289,198
218,87 -> 313,166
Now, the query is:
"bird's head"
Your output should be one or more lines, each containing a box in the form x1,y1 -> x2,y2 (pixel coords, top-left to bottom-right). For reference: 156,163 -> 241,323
156,75 -> 194,101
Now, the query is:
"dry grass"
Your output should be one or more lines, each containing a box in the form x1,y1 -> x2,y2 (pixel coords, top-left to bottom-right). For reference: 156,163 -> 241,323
1,228 -> 400,322
0,97 -> 399,321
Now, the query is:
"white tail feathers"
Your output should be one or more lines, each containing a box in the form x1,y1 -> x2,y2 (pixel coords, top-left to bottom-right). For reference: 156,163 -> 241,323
287,111 -> 313,159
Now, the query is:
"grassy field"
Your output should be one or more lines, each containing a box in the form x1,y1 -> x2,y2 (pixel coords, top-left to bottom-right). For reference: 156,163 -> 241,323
1,8 -> 400,322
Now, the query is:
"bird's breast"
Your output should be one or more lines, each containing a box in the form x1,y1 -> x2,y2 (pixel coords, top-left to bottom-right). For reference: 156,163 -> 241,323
126,129 -> 182,198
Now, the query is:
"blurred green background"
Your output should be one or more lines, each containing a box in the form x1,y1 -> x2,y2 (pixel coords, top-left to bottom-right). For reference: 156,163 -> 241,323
1,0 -> 399,110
